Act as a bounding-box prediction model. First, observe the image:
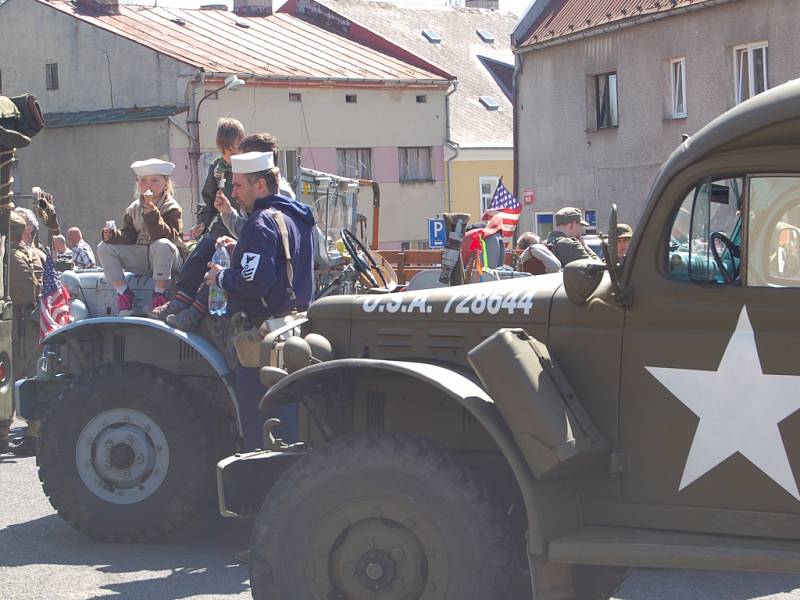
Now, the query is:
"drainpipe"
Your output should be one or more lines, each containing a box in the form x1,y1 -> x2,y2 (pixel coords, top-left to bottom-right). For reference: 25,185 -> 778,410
512,53 -> 521,207
185,73 -> 206,218
444,80 -> 459,214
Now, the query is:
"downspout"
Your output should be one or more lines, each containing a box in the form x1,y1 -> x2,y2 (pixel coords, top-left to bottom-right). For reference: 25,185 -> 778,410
444,81 -> 459,214
185,73 -> 206,218
512,52 -> 521,210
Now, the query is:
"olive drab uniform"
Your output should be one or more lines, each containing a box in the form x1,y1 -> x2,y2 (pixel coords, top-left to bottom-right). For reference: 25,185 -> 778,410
545,230 -> 598,267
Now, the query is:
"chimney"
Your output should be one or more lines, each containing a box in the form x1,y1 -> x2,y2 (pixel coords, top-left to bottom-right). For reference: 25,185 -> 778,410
77,0 -> 120,14
233,0 -> 272,17
464,0 -> 499,9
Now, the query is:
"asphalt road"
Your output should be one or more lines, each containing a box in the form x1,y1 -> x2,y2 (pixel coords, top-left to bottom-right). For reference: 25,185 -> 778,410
3,422 -> 800,600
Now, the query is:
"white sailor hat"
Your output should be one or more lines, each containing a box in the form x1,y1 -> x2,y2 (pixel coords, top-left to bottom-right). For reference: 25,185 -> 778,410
231,151 -> 274,174
130,158 -> 176,177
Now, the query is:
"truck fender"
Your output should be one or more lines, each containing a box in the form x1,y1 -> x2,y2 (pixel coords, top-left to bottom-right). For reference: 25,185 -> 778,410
261,358 -> 579,555
42,317 -> 241,431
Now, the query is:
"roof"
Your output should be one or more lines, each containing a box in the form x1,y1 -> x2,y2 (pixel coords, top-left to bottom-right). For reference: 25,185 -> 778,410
285,0 -> 516,147
44,105 -> 187,128
37,0 -> 449,86
516,0 -> 717,49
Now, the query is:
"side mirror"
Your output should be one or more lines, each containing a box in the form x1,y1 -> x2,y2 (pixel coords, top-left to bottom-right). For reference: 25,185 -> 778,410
563,258 -> 606,305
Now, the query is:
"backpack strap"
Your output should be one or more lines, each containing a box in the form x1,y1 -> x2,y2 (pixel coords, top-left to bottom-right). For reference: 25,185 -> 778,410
267,208 -> 296,302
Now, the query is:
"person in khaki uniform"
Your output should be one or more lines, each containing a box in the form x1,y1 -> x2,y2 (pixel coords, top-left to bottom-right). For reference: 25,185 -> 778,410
545,206 -> 599,266
0,211 -> 44,455
97,159 -> 186,316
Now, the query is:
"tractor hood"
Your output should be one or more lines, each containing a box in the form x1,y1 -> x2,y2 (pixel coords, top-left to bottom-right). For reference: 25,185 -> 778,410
308,274 -> 564,363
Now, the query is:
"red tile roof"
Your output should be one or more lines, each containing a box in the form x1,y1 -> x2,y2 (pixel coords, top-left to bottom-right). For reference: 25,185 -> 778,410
520,0 -> 709,48
40,0 -> 450,86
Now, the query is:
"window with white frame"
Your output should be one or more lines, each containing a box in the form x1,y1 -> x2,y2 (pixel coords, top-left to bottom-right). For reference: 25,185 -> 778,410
734,42 -> 768,104
399,147 -> 432,182
595,72 -> 618,129
479,176 -> 500,216
336,148 -> 371,179
671,58 -> 687,118
535,211 -> 554,238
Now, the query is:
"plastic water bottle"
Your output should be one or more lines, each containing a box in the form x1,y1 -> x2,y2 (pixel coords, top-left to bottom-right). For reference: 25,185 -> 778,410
208,245 -> 230,316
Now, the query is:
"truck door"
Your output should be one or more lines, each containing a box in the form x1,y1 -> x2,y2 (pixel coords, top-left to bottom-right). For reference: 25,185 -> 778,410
618,164 -> 800,540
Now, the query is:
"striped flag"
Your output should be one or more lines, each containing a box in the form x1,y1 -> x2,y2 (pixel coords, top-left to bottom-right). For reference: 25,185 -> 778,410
39,255 -> 74,340
481,181 -> 521,241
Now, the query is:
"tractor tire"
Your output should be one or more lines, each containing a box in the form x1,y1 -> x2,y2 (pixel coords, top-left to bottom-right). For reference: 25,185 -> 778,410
249,432 -> 513,600
37,362 -> 212,542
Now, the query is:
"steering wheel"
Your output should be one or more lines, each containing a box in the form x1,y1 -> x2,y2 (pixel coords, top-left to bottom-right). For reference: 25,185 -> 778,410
341,228 -> 386,288
710,231 -> 739,283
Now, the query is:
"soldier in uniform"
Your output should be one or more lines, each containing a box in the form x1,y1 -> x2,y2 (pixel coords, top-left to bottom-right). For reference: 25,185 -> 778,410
204,151 -> 315,451
546,206 -> 599,266
2,211 -> 44,456
617,223 -> 633,258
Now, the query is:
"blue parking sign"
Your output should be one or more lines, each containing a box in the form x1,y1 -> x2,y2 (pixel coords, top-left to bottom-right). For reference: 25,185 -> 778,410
428,218 -> 446,248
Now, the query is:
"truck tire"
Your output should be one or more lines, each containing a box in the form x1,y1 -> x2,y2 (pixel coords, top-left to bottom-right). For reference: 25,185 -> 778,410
37,362 -> 211,542
249,432 -> 513,600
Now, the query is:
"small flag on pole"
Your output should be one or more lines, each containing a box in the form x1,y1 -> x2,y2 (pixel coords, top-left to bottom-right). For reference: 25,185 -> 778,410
481,180 -> 521,241
39,255 -> 74,340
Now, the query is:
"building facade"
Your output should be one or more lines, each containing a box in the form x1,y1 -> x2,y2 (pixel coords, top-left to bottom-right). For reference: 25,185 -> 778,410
513,0 -> 798,237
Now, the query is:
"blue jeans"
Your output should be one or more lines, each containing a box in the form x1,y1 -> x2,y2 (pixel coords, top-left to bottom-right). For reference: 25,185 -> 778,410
176,236 -> 215,298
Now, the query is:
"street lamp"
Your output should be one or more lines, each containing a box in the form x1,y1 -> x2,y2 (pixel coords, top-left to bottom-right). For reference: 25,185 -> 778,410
187,74 -> 246,213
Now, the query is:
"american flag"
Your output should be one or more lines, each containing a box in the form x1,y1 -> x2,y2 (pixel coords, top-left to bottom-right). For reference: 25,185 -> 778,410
39,255 -> 74,340
482,181 -> 522,241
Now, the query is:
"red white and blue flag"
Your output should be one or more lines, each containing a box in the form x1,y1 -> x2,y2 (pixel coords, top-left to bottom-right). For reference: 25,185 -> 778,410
482,181 -> 522,241
39,255 -> 73,340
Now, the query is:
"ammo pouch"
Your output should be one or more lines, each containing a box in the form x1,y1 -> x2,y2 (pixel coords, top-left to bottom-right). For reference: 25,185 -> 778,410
231,312 -> 296,367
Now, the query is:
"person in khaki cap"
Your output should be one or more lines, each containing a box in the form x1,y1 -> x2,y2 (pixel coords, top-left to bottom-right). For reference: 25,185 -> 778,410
1,210 -> 43,455
616,223 -> 633,258
545,207 -> 598,266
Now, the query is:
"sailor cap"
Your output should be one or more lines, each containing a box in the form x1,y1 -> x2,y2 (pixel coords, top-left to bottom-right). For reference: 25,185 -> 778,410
231,151 -> 274,174
130,158 -> 176,177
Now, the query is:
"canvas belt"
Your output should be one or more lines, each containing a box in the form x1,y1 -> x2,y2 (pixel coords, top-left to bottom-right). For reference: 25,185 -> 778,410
267,208 -> 296,302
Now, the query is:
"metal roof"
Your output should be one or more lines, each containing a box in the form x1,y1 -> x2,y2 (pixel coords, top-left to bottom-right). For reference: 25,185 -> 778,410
288,0 -> 516,147
44,105 -> 187,128
518,0 -> 717,49
40,0 -> 448,86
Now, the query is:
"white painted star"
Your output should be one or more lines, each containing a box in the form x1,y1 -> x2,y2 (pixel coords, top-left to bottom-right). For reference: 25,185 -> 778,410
646,307 -> 800,500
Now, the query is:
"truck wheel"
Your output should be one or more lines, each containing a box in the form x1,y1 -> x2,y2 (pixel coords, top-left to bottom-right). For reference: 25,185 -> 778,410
37,362 -> 211,542
249,432 -> 513,600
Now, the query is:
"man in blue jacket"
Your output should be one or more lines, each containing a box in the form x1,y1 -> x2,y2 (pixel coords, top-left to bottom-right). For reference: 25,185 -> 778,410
204,150 -> 315,449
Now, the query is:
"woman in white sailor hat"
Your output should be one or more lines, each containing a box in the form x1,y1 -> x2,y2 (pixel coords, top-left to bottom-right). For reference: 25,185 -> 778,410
96,158 -> 187,316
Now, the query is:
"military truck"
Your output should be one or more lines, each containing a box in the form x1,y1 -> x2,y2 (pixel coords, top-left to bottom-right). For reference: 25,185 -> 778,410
215,79 -> 800,599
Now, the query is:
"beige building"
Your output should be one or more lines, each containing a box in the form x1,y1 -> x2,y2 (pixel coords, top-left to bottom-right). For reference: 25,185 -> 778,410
0,0 -> 452,247
512,0 -> 798,237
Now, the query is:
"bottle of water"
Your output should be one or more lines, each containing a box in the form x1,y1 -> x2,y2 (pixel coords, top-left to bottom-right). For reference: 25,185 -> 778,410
208,245 -> 230,316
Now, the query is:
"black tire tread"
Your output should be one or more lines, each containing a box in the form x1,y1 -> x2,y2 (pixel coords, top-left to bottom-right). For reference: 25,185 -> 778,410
249,431 -> 513,600
37,362 -> 211,542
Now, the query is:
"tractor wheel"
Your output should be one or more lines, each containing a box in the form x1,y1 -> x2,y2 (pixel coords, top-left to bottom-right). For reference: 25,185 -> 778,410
249,432 -> 513,600
37,362 -> 212,542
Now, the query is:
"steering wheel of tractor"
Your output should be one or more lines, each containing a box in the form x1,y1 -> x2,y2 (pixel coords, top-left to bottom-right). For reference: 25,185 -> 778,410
341,228 -> 386,288
710,231 -> 739,283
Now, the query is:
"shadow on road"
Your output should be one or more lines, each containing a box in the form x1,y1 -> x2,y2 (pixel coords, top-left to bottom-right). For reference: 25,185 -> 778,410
0,506 -> 252,599
613,568 -> 800,600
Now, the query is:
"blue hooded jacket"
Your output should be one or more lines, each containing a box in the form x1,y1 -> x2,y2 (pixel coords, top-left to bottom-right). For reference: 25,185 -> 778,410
220,194 -> 315,319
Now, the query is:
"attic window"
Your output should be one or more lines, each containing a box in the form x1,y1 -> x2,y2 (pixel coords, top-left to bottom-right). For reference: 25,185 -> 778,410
422,30 -> 441,44
477,30 -> 495,43
479,95 -> 499,111
345,94 -> 358,103
235,18 -> 250,28
171,17 -> 187,26
289,93 -> 302,102
416,95 -> 427,103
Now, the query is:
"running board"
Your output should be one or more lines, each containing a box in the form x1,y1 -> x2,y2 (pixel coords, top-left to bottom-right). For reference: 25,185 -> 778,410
548,526 -> 800,574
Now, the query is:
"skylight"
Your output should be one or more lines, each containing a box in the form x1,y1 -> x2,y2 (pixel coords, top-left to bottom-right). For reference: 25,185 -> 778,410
477,30 -> 495,43
479,96 -> 500,111
422,30 -> 442,44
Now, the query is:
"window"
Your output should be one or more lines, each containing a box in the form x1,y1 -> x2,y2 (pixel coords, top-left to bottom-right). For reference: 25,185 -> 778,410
422,30 -> 441,44
668,177 -> 744,284
277,149 -> 299,190
595,72 -> 618,129
735,43 -> 768,104
345,94 -> 358,104
535,212 -> 554,239
671,58 -> 687,118
336,148 -> 371,179
476,30 -> 495,43
479,176 -> 500,215
399,147 -> 432,182
479,96 -> 500,111
416,95 -> 427,103
45,63 -> 59,90
289,93 -> 302,102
